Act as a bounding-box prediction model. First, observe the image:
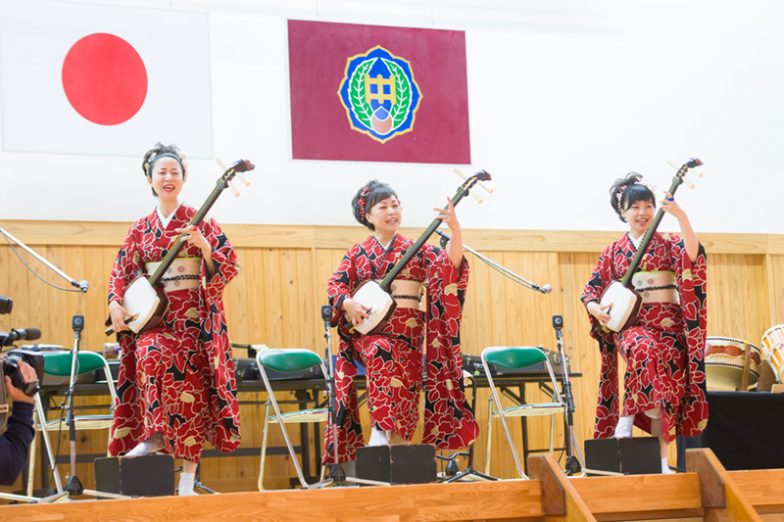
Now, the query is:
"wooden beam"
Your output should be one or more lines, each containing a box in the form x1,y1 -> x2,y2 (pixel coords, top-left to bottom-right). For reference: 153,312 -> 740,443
0,480 -> 545,522
527,454 -> 595,521
729,469 -> 784,515
569,473 -> 703,521
2,220 -> 781,254
686,448 -> 762,522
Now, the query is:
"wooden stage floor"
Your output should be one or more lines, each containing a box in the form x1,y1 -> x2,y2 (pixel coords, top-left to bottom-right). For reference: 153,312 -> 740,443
0,449 -> 782,522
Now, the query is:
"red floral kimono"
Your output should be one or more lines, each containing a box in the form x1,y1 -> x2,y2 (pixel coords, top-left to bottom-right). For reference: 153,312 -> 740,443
581,232 -> 709,442
323,234 -> 479,464
107,205 -> 241,462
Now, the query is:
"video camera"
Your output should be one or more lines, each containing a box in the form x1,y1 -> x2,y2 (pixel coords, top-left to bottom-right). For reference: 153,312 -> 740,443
0,350 -> 45,398
0,296 -> 44,397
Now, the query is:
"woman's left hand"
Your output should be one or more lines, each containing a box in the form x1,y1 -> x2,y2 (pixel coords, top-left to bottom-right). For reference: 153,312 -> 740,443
661,192 -> 687,220
176,225 -> 211,257
434,198 -> 460,232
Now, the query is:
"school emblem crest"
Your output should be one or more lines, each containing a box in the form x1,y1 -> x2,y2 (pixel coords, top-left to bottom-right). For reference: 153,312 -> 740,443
338,46 -> 422,143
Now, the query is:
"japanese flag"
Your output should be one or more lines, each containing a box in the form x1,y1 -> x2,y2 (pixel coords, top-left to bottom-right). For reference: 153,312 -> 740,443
0,0 -> 212,157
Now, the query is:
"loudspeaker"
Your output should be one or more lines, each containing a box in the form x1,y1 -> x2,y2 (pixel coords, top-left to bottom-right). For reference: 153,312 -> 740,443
585,437 -> 660,475
95,455 -> 175,496
356,444 -> 436,484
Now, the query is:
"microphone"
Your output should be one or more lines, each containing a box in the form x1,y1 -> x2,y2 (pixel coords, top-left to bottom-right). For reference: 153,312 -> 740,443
0,328 -> 42,346
72,280 -> 89,292
321,305 -> 333,326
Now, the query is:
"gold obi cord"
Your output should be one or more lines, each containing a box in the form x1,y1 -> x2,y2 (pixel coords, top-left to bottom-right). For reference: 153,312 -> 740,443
146,258 -> 201,292
632,270 -> 679,305
388,279 -> 423,309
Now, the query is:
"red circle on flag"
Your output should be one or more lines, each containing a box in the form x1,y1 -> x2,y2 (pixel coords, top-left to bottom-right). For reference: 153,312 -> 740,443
61,33 -> 147,126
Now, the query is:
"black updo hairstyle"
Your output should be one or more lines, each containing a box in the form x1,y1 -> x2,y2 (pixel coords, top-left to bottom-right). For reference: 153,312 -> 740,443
351,180 -> 398,230
609,172 -> 655,222
141,142 -> 187,197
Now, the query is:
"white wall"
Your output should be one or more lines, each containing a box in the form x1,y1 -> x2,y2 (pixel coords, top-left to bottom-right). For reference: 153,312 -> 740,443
1,0 -> 781,233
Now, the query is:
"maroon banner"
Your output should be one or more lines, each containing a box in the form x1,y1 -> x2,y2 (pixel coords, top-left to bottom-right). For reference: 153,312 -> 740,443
288,20 -> 470,164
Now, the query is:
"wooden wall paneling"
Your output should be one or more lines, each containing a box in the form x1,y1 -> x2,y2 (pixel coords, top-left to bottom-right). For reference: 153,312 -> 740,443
0,246 -> 11,332
2,223 -> 783,491
763,254 -> 784,328
294,248 -> 317,350
461,248 -> 494,354
706,254 -> 767,345
256,249 -> 279,345
278,250 -> 297,348
84,246 -> 113,351
225,247 -> 250,349
242,248 -> 267,345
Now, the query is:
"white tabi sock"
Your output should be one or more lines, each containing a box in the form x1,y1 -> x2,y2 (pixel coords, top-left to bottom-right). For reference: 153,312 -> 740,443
614,415 -> 634,438
368,427 -> 389,446
125,432 -> 163,457
178,471 -> 197,496
661,457 -> 673,474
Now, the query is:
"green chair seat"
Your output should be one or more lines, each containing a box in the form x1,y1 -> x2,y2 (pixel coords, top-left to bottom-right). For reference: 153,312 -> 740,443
258,348 -> 321,373
42,351 -> 106,377
483,346 -> 546,370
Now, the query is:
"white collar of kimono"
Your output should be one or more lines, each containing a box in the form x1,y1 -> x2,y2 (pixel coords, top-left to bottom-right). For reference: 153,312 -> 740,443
627,231 -> 644,250
156,202 -> 182,228
373,234 -> 395,252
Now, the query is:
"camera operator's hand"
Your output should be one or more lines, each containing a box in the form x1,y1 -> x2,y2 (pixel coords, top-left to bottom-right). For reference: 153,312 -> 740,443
108,300 -> 132,332
4,359 -> 36,404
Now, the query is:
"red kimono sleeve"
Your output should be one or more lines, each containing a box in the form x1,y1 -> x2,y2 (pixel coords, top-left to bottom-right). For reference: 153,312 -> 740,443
422,247 -> 479,449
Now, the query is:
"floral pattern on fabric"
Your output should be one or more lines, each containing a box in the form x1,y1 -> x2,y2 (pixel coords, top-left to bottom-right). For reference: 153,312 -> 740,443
581,232 -> 708,442
323,234 -> 478,464
107,205 -> 241,462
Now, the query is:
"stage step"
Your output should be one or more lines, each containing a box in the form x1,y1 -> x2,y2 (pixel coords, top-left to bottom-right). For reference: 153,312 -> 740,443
2,449 -> 781,521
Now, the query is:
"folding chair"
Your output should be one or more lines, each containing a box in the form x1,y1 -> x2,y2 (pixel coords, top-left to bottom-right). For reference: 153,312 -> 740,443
27,350 -> 118,496
482,346 -> 565,479
256,347 -> 329,490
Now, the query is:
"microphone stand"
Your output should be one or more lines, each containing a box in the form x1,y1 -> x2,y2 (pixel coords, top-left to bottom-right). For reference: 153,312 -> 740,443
322,305 -> 345,485
61,315 -> 126,499
0,227 -> 89,292
435,230 -> 550,294
436,231 -> 573,475
442,372 -> 497,483
552,315 -> 584,476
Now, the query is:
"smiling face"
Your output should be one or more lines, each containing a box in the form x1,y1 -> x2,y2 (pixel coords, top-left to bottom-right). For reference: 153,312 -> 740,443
621,198 -> 655,238
365,195 -> 402,237
148,157 -> 184,203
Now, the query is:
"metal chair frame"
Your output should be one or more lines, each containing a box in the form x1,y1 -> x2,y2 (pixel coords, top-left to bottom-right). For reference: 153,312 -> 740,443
256,348 -> 329,490
482,346 -> 565,479
26,351 -> 118,496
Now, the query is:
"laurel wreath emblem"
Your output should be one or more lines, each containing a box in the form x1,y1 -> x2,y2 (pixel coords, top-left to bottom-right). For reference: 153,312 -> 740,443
382,58 -> 412,130
348,58 -> 375,128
